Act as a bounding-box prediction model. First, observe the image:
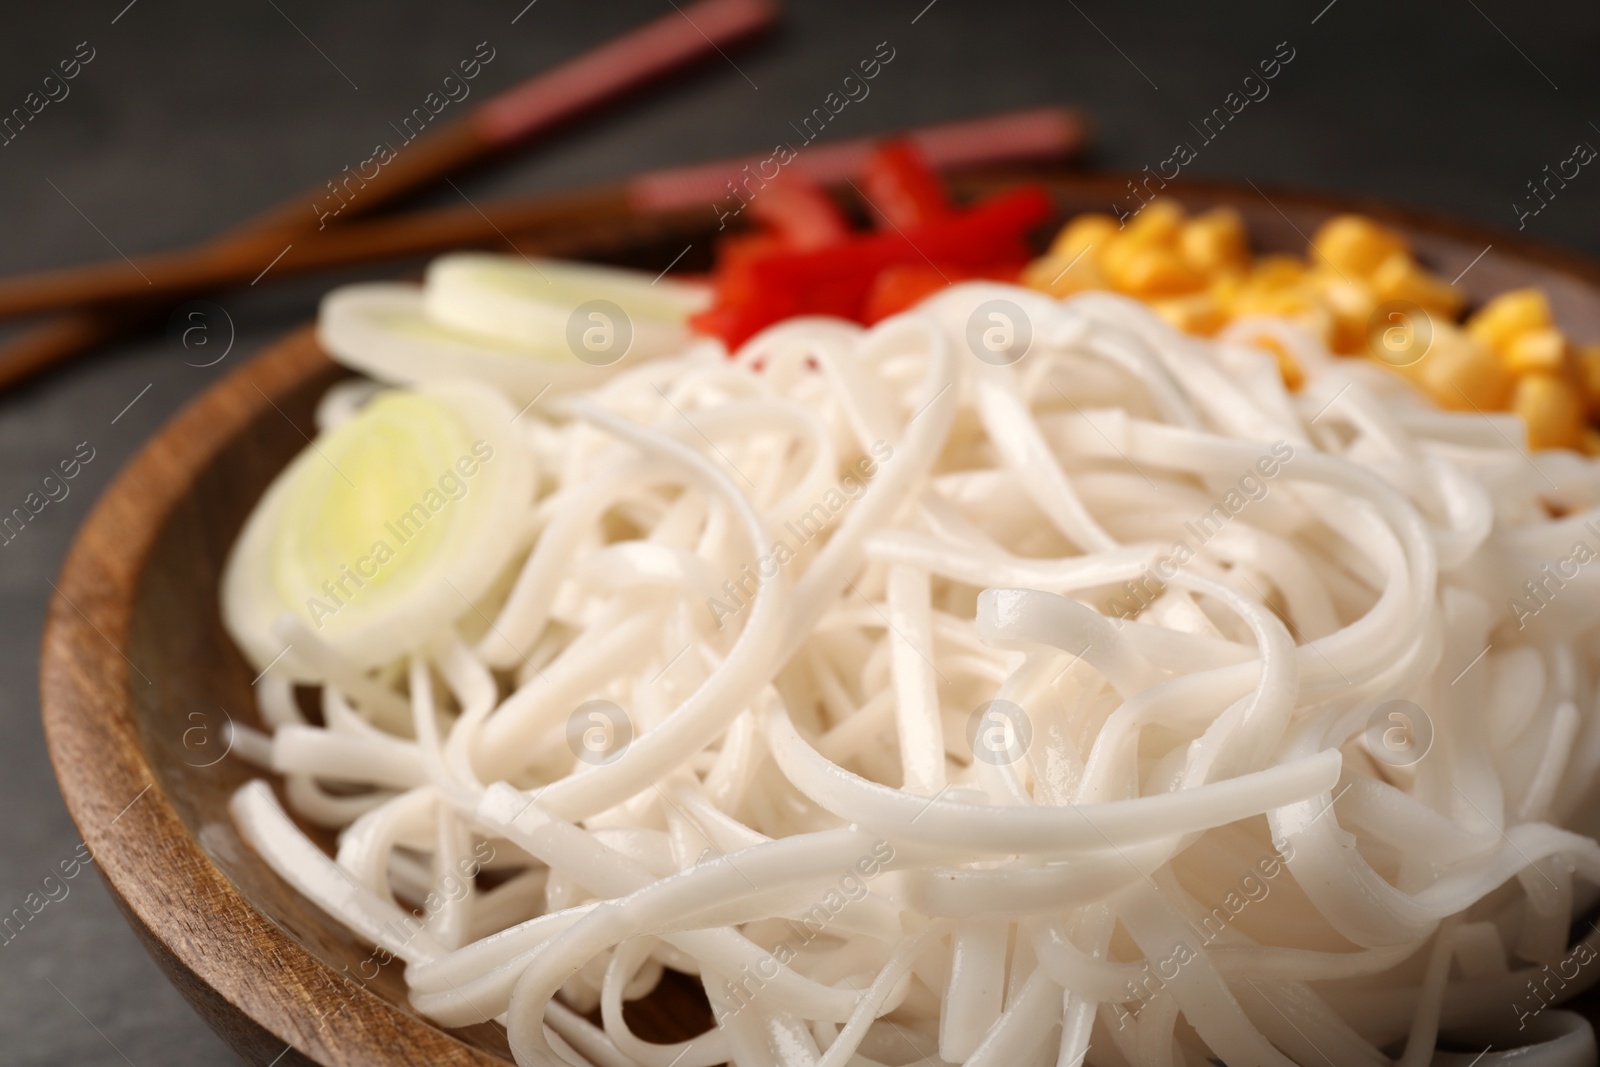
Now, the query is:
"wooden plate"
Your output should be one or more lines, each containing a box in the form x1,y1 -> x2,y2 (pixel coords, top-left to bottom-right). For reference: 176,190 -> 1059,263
39,169 -> 1600,1066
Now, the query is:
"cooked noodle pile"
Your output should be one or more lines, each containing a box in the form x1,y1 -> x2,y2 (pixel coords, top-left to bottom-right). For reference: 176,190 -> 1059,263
224,276 -> 1600,1066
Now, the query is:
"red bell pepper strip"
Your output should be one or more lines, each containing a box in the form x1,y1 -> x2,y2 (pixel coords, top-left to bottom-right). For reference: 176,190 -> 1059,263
864,264 -> 961,323
860,140 -> 953,230
863,257 -> 1031,323
689,300 -> 791,348
695,186 -> 1050,346
746,180 -> 852,250
704,233 -> 785,307
747,186 -> 1050,297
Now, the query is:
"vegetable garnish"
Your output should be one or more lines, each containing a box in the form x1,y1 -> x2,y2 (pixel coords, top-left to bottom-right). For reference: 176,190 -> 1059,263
1024,199 -> 1600,452
690,141 -> 1048,347
319,257 -> 712,405
424,254 -> 710,355
743,178 -> 853,250
859,138 -> 955,229
223,380 -> 533,673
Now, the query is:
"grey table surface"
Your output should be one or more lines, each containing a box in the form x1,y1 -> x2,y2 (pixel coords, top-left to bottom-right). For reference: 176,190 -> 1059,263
3,0 -> 1600,1062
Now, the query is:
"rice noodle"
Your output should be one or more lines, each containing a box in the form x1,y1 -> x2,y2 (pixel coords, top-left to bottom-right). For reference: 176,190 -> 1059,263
224,278 -> 1600,1065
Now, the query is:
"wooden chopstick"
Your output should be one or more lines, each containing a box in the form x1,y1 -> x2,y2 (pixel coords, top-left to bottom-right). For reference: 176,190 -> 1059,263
0,314 -> 126,394
238,0 -> 777,236
0,108 -> 1087,321
0,0 -> 777,393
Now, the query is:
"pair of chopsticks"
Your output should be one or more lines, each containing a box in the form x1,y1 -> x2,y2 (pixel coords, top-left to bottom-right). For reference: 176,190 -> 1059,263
0,0 -> 776,392
0,0 -> 1087,392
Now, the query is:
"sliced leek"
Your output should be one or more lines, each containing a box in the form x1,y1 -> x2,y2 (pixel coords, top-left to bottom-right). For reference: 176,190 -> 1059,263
318,284 -> 610,405
317,256 -> 711,406
424,253 -> 709,361
221,380 -> 533,674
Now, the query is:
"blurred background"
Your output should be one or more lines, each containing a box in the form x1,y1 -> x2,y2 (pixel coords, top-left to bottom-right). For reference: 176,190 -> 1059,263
2,0 -> 1598,1060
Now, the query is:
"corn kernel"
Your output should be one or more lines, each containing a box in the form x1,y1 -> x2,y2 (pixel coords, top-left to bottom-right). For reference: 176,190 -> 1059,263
1576,344 -> 1600,417
1047,213 -> 1120,261
1276,348 -> 1306,392
1512,374 -> 1586,451
1230,284 -> 1315,319
1311,215 -> 1409,276
1150,293 -> 1228,336
1100,237 -> 1138,280
1243,256 -> 1308,292
1179,208 -> 1250,276
1370,252 -> 1464,318
1032,206 -> 1598,448
1501,327 -> 1568,375
1228,262 -> 1319,328
1021,249 -> 1110,298
1209,272 -> 1243,310
1108,245 -> 1204,297
1121,200 -> 1186,248
1308,268 -> 1378,355
1230,295 -> 1333,347
1239,333 -> 1305,391
1413,328 -> 1512,411
1467,288 -> 1552,352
